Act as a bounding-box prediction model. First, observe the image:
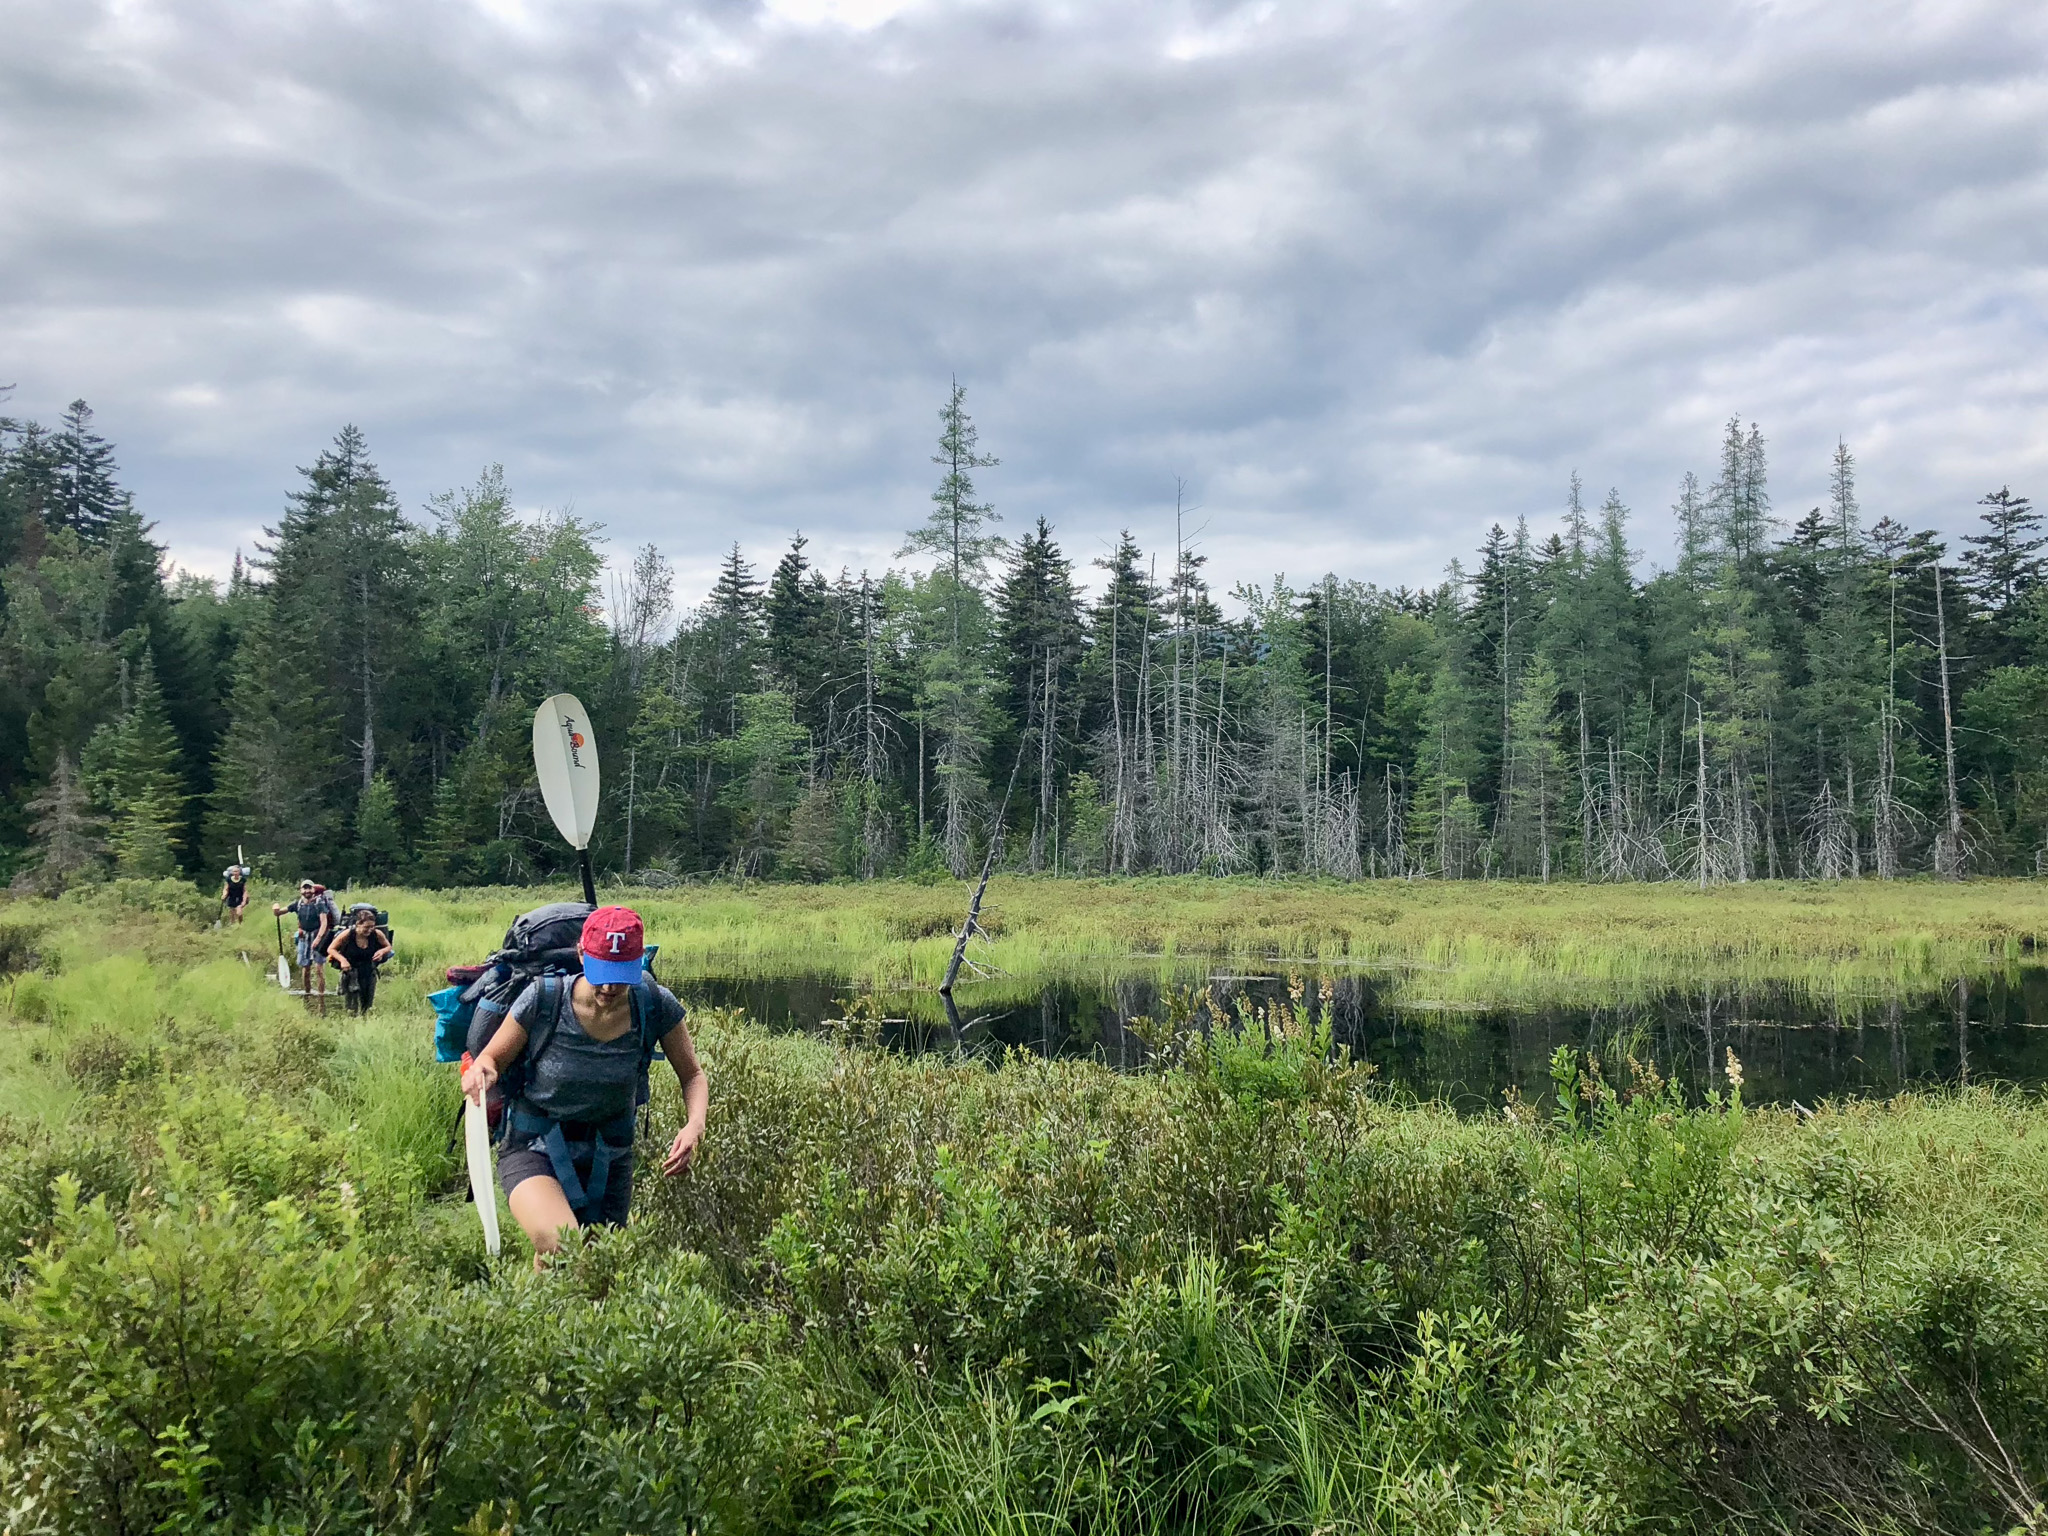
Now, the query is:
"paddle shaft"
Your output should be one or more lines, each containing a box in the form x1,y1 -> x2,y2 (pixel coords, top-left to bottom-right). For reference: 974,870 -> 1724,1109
579,847 -> 596,906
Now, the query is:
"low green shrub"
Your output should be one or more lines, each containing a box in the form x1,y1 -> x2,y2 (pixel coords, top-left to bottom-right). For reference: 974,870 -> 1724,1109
98,877 -> 222,926
3,927 -> 2047,1533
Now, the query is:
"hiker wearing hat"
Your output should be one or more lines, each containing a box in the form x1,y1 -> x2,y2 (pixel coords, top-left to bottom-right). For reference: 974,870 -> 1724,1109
273,880 -> 334,1006
219,862 -> 251,925
459,906 -> 706,1258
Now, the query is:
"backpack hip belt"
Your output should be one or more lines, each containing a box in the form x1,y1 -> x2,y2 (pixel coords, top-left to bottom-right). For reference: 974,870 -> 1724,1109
506,1106 -> 638,1223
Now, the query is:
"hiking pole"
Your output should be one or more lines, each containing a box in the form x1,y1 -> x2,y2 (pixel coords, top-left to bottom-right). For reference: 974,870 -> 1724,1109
533,693 -> 601,906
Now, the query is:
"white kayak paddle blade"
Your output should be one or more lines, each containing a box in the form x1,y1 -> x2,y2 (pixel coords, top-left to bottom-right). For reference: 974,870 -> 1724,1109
532,692 -> 601,851
464,1094 -> 502,1256
276,954 -> 292,989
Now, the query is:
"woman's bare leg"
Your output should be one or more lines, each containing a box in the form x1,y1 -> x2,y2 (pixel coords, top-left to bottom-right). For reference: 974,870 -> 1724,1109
508,1176 -> 580,1268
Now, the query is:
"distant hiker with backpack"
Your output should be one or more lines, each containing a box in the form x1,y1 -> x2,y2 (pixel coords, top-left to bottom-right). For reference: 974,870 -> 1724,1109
328,903 -> 393,1015
219,862 -> 250,925
459,906 -> 706,1260
273,880 -> 334,1007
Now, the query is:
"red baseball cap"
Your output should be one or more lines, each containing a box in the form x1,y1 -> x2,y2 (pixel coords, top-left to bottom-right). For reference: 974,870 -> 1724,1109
580,906 -> 645,984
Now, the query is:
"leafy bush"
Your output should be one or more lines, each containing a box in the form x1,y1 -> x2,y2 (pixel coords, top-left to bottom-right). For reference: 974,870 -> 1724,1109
98,877 -> 220,926
1,1175 -> 395,1533
4,938 -> 2048,1534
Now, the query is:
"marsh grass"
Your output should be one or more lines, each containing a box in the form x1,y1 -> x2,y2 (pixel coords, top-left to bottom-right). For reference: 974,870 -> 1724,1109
319,875 -> 2048,1014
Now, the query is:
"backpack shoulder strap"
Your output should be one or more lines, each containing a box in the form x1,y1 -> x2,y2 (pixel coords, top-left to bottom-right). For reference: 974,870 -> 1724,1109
523,975 -> 567,1066
631,980 -> 667,1065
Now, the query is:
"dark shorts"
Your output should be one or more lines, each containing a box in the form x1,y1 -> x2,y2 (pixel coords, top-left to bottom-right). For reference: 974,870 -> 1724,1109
339,966 -> 377,1014
499,1125 -> 635,1228
225,887 -> 248,909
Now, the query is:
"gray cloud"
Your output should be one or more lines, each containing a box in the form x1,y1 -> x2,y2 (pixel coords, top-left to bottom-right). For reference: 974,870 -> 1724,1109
2,0 -> 2045,601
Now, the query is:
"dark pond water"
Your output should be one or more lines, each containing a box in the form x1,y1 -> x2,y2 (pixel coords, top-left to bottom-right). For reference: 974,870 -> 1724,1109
673,967 -> 2048,1111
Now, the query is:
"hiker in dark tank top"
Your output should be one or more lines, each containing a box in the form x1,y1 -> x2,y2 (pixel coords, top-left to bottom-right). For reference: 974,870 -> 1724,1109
460,906 -> 707,1262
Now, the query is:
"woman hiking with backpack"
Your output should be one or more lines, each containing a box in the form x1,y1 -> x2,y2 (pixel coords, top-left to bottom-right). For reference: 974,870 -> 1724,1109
459,906 -> 706,1260
328,903 -> 393,1015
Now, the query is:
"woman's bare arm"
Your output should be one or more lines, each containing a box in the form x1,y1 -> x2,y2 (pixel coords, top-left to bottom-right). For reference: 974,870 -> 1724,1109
657,1019 -> 708,1175
459,1016 -> 530,1104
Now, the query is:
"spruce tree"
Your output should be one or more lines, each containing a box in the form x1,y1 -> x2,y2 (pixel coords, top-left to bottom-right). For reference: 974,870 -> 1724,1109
416,769 -> 478,886
701,544 -> 765,737
1499,657 -> 1567,879
764,534 -> 834,729
1710,417 -> 1775,569
1406,578 -> 1485,877
994,518 -> 1083,870
1079,532 -> 1159,872
717,691 -> 806,876
1466,517 -> 1539,811
11,750 -> 105,894
900,381 -> 1003,647
0,414 -> 54,572
899,393 -> 1004,875
1962,487 -> 2042,611
83,651 -> 188,876
355,771 -> 403,881
205,620 -> 340,874
52,400 -> 124,544
108,786 -> 180,879
1962,488 -> 2043,667
263,425 -> 414,795
1797,442 -> 1881,876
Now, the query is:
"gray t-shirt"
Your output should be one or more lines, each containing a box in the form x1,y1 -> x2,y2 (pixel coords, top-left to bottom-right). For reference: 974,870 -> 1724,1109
510,979 -> 686,1127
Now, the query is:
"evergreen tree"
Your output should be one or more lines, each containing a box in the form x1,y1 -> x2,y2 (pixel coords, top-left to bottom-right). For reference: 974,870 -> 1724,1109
415,765 -> 480,886
908,573 -> 994,876
205,616 -> 340,875
782,775 -> 842,881
1962,487 -> 2043,667
1081,531 -> 1159,872
11,750 -> 104,894
1796,441 -> 1882,874
263,425 -> 414,797
994,518 -> 1083,870
51,400 -> 124,544
900,381 -> 1003,647
0,388 -> 2042,886
1466,516 -> 1539,810
1235,575 -> 1312,873
1711,417 -> 1774,568
355,771 -> 403,881
1407,577 -> 1485,877
1962,487 -> 2043,613
718,691 -> 806,876
700,544 -> 765,737
898,393 -> 1004,875
0,416 -> 55,574
1498,657 -> 1567,879
83,651 -> 188,876
764,534 -> 836,731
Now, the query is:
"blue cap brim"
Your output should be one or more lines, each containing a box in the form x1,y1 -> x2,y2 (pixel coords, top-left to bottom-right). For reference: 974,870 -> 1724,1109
581,954 -> 644,984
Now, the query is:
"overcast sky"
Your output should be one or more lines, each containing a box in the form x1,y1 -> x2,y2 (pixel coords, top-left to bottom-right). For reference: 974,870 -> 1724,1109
2,0 -> 2045,608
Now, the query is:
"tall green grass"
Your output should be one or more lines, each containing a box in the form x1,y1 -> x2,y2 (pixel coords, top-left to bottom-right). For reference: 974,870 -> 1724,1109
355,873 -> 2047,1014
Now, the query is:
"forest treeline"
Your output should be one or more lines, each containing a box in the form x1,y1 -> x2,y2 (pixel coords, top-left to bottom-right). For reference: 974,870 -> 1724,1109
0,385 -> 2042,889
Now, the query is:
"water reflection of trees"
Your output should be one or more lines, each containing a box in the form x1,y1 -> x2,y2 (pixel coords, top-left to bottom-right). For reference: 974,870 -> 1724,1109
681,964 -> 2048,1107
